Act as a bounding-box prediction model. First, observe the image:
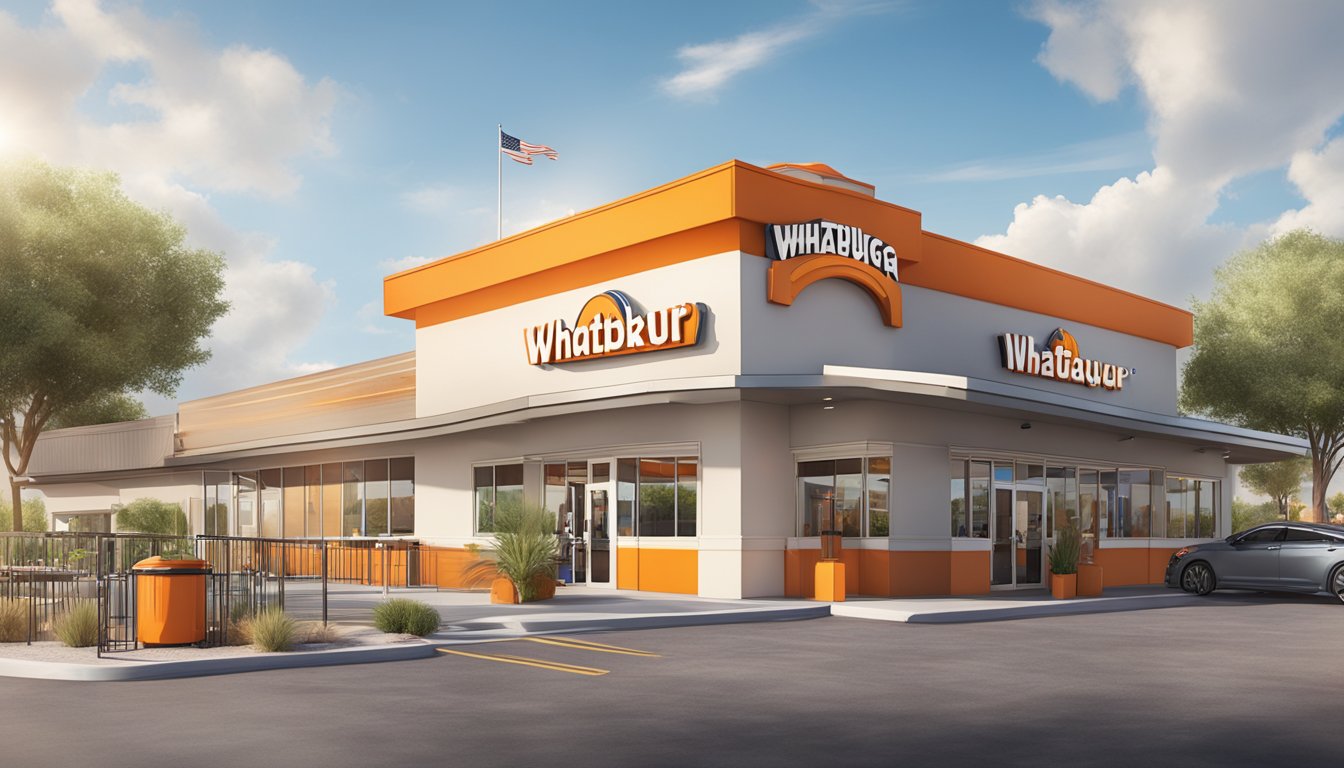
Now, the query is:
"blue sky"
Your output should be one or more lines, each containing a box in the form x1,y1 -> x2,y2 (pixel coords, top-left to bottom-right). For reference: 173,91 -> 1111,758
1,0 -> 1342,416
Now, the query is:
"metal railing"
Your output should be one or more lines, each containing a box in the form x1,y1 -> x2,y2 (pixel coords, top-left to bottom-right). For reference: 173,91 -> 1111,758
1,532 -> 191,646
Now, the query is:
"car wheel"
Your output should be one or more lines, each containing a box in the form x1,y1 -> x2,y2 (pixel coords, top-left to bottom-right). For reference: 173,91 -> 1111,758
1181,561 -> 1216,596
1330,565 -> 1344,605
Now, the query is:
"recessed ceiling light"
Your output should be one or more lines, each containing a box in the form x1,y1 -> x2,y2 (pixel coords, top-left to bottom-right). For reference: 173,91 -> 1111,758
822,396 -> 833,401
823,405 -> 835,410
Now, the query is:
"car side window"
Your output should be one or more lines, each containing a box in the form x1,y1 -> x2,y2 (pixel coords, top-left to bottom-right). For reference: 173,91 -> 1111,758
1284,528 -> 1332,543
1237,527 -> 1285,544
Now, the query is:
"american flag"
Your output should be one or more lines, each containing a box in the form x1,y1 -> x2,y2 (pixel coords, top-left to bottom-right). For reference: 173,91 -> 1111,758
500,130 -> 558,165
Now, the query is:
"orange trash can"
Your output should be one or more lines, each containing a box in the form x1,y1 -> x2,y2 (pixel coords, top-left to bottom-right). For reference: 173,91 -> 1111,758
133,556 -> 211,646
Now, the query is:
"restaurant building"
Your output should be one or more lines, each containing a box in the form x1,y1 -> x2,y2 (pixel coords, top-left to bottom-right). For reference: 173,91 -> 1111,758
26,160 -> 1305,598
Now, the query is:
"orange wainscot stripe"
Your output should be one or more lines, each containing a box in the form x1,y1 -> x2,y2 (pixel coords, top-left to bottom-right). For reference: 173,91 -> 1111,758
616,547 -> 639,591
385,159 -> 1193,348
634,548 -> 698,595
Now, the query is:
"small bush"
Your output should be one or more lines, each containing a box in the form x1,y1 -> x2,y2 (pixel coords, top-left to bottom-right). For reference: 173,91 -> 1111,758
296,621 -> 340,645
372,599 -> 441,636
53,600 -> 99,647
0,598 -> 29,642
249,607 -> 298,652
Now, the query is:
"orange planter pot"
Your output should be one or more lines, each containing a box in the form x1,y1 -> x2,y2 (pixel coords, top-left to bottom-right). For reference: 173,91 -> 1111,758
1077,564 -> 1103,596
1050,572 -> 1077,600
489,574 -> 558,604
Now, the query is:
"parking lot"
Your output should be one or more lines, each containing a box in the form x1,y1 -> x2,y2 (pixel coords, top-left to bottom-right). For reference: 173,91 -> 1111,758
3,591 -> 1340,767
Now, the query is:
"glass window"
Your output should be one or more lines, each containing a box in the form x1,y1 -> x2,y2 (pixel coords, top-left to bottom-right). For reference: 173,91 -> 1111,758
283,466 -> 306,538
1166,476 -> 1186,538
306,465 -> 323,538
203,471 -> 231,536
677,458 -> 698,537
544,463 -> 568,517
798,460 -> 834,538
1149,471 -> 1166,537
342,462 -> 364,537
1099,470 -> 1116,538
834,458 -> 863,537
1237,526 -> 1284,544
1284,527 -> 1331,542
616,459 -> 637,536
235,471 -> 258,536
1046,466 -> 1078,536
365,459 -> 390,537
969,461 -> 990,539
1114,469 -> 1151,537
259,468 -> 282,539
474,466 -> 496,533
389,457 -> 415,535
321,463 -> 342,537
1196,479 -> 1217,537
866,456 -> 890,537
950,459 -> 967,537
639,458 -> 677,537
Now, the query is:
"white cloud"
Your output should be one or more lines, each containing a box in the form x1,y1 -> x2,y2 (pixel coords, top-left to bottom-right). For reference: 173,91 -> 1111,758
0,0 -> 340,408
401,183 -> 459,215
662,1 -> 896,100
1271,136 -> 1344,238
379,255 -> 434,273
912,132 -> 1149,183
981,1 -> 1344,307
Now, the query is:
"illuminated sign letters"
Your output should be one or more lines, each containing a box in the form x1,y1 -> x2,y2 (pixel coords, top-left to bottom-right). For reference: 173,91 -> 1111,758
765,219 -> 898,282
999,329 -> 1131,391
524,290 -> 706,366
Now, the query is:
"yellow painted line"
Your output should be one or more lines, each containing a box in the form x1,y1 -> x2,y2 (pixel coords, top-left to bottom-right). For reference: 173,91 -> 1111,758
525,636 -> 660,657
437,648 -> 608,676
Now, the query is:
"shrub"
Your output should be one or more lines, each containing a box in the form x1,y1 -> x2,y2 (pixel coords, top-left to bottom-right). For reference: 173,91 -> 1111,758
53,600 -> 99,647
373,598 -> 441,636
1049,526 -> 1081,576
296,621 -> 340,644
249,607 -> 298,652
0,598 -> 29,642
465,503 -> 559,602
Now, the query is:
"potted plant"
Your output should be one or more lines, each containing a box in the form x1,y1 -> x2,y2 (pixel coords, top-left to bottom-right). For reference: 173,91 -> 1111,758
1048,525 -> 1080,599
465,502 -> 561,604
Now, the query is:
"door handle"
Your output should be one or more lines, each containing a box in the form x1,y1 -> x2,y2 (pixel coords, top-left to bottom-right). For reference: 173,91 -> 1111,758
1266,545 -> 1280,550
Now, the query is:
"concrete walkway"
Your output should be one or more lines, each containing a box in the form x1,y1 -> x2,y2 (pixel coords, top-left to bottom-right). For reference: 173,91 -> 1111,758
0,584 -> 1207,681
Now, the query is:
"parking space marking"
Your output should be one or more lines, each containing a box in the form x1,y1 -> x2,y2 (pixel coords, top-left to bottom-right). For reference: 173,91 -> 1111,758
437,648 -> 609,676
524,636 -> 661,657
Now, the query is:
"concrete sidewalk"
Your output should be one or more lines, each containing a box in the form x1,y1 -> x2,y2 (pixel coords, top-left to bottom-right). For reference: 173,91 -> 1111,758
830,585 -> 1202,623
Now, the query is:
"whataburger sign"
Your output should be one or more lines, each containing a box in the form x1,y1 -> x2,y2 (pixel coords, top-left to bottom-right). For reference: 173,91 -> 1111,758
524,290 -> 706,366
766,219 -> 899,281
999,328 -> 1132,391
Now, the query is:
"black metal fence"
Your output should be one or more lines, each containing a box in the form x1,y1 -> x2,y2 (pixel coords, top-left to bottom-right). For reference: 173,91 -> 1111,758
3,532 -> 439,654
1,532 -> 192,646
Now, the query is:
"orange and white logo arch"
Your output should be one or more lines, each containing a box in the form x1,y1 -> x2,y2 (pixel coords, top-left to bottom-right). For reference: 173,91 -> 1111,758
764,220 -> 903,328
524,290 -> 706,366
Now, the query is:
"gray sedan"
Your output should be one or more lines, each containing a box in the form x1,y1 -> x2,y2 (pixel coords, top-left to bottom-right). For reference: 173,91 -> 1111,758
1165,522 -> 1344,602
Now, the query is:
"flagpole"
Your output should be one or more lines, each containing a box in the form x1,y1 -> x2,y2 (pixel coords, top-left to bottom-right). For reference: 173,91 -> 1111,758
496,124 -> 502,240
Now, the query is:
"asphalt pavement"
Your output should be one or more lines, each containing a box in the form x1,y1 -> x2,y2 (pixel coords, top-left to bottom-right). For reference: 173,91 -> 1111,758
3,590 -> 1340,767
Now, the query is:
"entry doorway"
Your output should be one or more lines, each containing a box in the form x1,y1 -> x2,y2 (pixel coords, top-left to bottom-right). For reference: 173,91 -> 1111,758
991,462 -> 1045,588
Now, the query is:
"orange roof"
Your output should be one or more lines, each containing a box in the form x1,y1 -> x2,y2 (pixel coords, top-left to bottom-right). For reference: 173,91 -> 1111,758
383,160 -> 1193,347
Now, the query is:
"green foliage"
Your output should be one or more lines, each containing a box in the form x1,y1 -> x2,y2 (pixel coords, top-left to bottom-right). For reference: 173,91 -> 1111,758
1181,230 -> 1344,517
46,392 -> 149,430
1239,458 -> 1308,521
372,598 -> 441,636
53,600 -> 98,647
115,497 -> 189,535
0,598 -> 28,642
249,607 -> 298,652
1330,492 -> 1344,523
0,496 -> 47,532
466,503 -> 559,602
0,157 -> 229,530
1048,526 -> 1081,576
1232,498 -> 1286,533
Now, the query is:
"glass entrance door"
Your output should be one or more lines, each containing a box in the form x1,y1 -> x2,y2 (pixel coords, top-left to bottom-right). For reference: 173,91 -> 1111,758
586,460 -> 614,587
990,461 -> 1046,588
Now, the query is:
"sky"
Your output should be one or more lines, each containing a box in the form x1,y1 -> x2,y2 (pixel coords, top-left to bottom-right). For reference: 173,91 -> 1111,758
1,1 -> 1342,481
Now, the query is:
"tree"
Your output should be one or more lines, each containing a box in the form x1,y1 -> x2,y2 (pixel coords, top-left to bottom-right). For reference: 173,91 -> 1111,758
115,498 -> 189,535
1231,498 -> 1281,533
46,392 -> 149,430
0,495 -> 47,532
1181,230 -> 1344,523
0,159 -> 228,530
1238,457 -> 1309,521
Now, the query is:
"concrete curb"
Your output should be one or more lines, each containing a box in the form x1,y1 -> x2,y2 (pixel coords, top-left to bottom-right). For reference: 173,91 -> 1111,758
433,604 -> 831,641
831,593 -> 1200,624
0,641 -> 438,682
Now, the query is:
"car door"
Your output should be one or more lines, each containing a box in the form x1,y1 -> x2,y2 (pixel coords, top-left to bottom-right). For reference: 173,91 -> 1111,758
1221,526 -> 1285,588
1278,527 -> 1341,591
